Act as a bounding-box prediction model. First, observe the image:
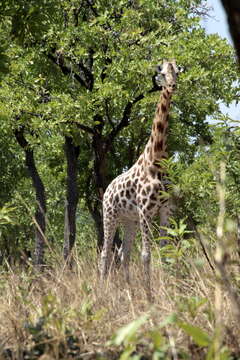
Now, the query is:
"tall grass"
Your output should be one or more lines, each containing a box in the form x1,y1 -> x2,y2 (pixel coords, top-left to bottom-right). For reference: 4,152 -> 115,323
0,241 -> 239,359
1,165 -> 240,359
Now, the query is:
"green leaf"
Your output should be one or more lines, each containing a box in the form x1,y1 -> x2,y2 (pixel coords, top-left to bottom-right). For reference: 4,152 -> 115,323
111,314 -> 148,346
149,330 -> 165,349
159,313 -> 178,328
178,322 -> 211,347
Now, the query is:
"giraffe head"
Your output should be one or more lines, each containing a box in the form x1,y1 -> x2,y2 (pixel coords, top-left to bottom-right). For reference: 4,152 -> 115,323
155,60 -> 178,93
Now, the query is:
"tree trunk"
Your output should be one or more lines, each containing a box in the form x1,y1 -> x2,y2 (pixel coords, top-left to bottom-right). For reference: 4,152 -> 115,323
237,214 -> 240,259
26,149 -> 46,266
14,128 -> 47,267
89,204 -> 104,250
91,132 -> 122,252
221,0 -> 240,64
63,136 -> 80,266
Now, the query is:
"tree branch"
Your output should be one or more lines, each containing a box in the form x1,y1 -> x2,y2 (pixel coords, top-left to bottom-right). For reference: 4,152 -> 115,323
14,126 -> 28,148
105,99 -> 114,128
75,122 -> 95,135
78,60 -> 94,90
48,52 -> 87,88
107,86 -> 159,144
86,0 -> 98,17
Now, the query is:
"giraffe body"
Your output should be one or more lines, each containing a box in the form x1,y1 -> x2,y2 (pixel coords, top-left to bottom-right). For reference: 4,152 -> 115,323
103,153 -> 166,222
100,60 -> 178,299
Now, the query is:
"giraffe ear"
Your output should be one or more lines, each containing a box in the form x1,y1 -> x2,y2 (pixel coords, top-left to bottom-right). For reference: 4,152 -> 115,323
178,65 -> 186,73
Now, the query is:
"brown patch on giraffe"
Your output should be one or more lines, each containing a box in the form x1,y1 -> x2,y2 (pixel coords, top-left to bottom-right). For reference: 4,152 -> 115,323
140,174 -> 146,182
154,140 -> 163,152
137,184 -> 142,192
120,190 -> 124,197
163,91 -> 168,100
150,135 -> 153,143
157,122 -> 164,132
115,194 -> 119,202
129,204 -> 133,210
150,194 -> 157,201
142,198 -> 147,205
132,200 -> 137,206
138,157 -> 143,165
122,199 -> 126,207
141,188 -> 146,196
149,168 -> 157,178
134,178 -> 138,185
161,103 -> 167,113
109,195 -> 113,203
153,181 -> 161,191
157,172 -> 161,181
146,146 -> 150,153
147,202 -> 155,211
153,161 -> 161,168
118,184 -> 122,190
126,190 -> 131,199
146,185 -> 151,192
149,150 -> 153,161
161,198 -> 168,205
126,180 -> 131,187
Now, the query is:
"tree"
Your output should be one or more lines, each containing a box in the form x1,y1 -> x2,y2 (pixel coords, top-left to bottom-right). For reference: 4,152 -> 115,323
14,125 -> 47,266
0,0 -> 239,262
63,136 -> 80,264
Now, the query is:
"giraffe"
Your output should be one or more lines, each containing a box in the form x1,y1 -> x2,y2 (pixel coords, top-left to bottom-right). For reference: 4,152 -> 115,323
100,60 -> 179,300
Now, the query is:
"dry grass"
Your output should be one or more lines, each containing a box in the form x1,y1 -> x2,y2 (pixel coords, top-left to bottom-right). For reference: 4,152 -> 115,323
0,245 -> 240,359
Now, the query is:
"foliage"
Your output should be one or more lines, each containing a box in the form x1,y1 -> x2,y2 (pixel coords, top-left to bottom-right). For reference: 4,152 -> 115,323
0,0 -> 239,257
0,1 -> 240,357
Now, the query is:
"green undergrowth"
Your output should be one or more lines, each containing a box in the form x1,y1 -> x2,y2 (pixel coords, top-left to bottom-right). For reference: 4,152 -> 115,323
0,245 -> 240,360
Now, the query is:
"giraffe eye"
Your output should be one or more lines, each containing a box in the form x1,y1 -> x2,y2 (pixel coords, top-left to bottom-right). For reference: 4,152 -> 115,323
156,65 -> 162,73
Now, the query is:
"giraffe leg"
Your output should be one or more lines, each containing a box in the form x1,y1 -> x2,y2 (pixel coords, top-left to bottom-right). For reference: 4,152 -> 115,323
121,220 -> 137,284
139,213 -> 152,302
100,216 -> 118,280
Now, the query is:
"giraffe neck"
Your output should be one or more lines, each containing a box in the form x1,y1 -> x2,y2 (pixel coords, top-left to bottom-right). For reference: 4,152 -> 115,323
144,88 -> 172,164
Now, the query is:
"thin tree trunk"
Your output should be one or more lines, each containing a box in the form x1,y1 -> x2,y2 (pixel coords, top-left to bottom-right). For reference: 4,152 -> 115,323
26,150 -> 46,266
63,136 -> 80,266
90,204 -> 104,250
90,135 -> 122,252
237,214 -> 240,259
14,128 -> 47,267
221,0 -> 240,64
